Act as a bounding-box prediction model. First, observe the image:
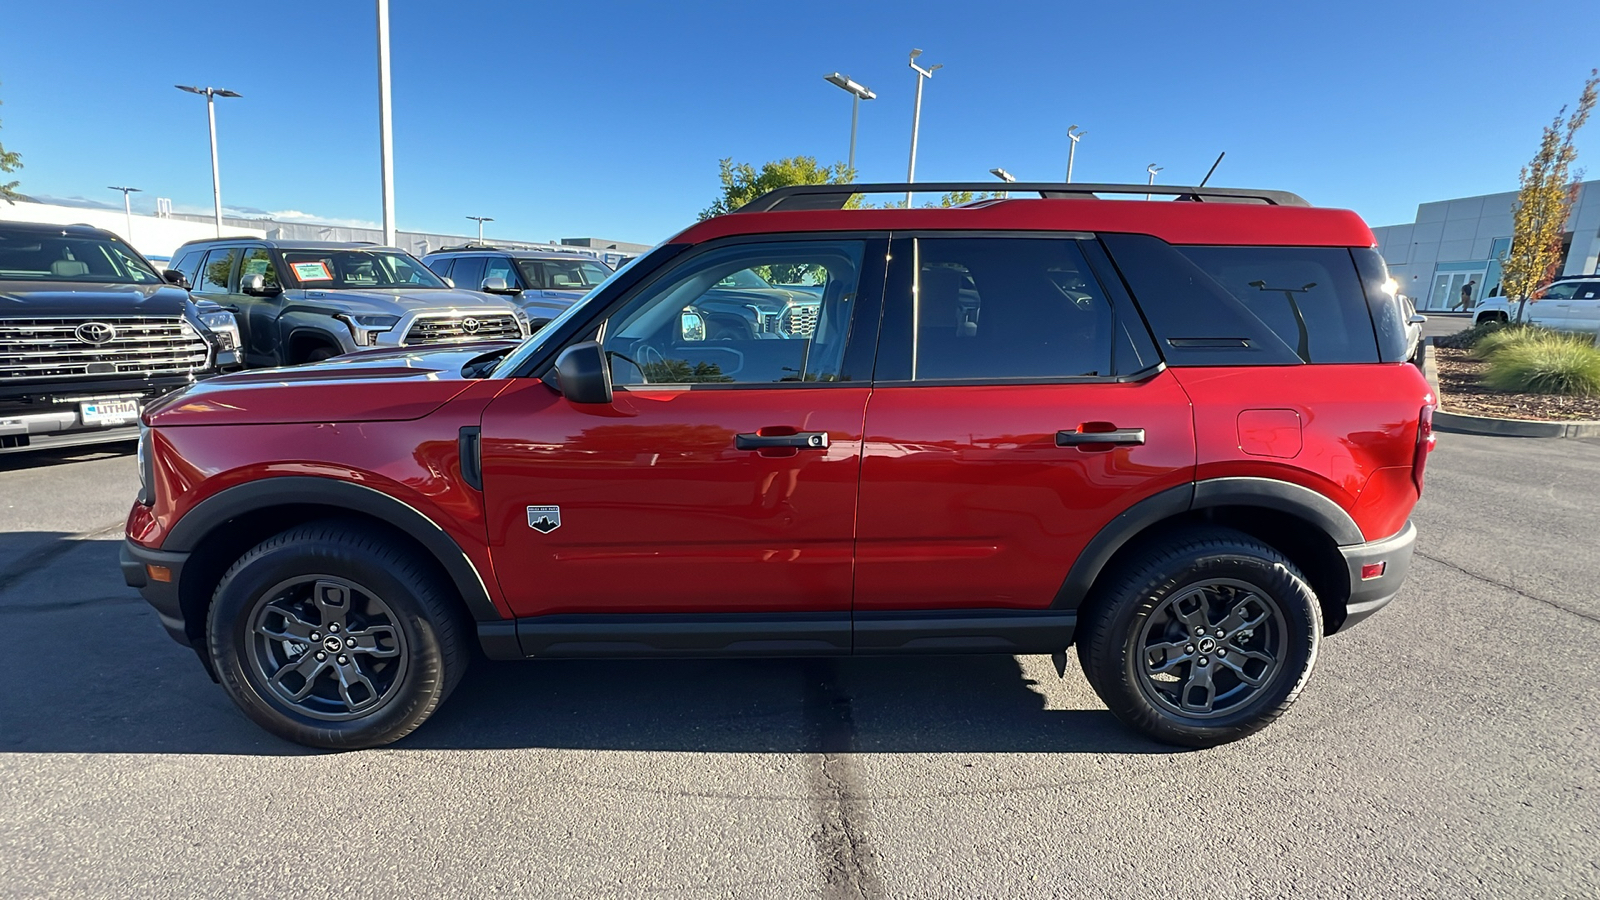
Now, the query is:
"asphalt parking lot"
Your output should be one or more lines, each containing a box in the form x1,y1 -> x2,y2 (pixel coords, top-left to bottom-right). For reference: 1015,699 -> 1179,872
2,431 -> 1598,899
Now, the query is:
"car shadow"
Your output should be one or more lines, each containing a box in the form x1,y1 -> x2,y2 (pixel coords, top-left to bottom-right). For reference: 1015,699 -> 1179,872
0,535 -> 1175,757
0,442 -> 135,472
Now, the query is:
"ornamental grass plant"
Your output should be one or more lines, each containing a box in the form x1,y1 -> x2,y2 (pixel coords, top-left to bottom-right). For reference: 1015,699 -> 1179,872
1482,331 -> 1600,396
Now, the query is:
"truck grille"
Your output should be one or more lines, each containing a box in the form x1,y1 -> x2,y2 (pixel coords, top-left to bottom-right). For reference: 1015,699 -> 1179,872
403,313 -> 522,345
781,304 -> 820,338
0,317 -> 210,380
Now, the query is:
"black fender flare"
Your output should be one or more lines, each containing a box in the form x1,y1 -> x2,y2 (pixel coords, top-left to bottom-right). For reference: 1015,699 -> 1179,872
278,308 -> 354,359
164,476 -> 500,622
1052,477 -> 1363,609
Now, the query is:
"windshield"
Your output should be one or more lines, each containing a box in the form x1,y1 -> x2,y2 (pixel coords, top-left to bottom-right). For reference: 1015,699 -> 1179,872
715,269 -> 771,289
0,227 -> 162,284
490,245 -> 669,379
280,250 -> 447,289
518,258 -> 613,291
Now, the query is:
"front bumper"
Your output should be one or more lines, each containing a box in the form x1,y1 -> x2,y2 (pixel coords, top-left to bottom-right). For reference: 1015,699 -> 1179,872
1336,519 -> 1417,632
121,539 -> 192,647
1,375 -> 205,454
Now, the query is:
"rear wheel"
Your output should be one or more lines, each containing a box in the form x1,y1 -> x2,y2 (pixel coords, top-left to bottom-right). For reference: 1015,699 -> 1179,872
206,521 -> 467,749
1078,528 -> 1321,748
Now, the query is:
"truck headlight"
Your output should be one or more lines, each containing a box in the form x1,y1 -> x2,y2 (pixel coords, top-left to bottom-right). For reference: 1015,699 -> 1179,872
337,314 -> 401,346
513,308 -> 531,337
197,309 -> 241,352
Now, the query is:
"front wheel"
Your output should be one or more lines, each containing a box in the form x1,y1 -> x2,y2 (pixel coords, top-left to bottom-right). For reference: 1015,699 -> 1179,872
1078,528 -> 1321,748
206,521 -> 468,749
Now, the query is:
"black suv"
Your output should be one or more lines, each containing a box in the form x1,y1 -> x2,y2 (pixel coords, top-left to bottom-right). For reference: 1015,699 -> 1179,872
0,221 -> 238,453
170,239 -> 529,368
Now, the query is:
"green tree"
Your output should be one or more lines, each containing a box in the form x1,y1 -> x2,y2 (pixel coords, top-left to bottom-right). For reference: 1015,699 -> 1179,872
699,156 -> 855,219
1504,69 -> 1598,321
0,80 -> 23,204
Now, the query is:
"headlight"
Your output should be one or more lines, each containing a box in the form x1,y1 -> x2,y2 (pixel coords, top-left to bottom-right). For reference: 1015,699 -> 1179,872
336,314 -> 401,346
197,309 -> 241,352
512,308 -> 531,337
136,423 -> 155,506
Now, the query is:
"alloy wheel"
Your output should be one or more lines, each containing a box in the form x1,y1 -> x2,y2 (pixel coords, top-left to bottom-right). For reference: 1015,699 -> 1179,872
1135,578 -> 1288,720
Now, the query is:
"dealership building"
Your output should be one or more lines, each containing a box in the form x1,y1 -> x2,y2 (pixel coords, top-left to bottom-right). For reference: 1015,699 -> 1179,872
1370,179 -> 1600,311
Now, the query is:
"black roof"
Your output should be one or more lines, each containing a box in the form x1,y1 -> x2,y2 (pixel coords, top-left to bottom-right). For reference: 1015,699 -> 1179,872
172,237 -> 391,252
736,182 -> 1311,212
423,245 -> 603,260
0,219 -> 120,238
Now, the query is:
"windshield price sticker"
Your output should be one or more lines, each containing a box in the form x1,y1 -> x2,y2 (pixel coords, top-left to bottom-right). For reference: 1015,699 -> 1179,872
292,261 -> 333,281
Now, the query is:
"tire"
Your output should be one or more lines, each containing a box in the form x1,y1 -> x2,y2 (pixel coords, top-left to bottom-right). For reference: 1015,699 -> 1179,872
206,520 -> 468,749
1077,527 -> 1321,748
303,346 -> 340,363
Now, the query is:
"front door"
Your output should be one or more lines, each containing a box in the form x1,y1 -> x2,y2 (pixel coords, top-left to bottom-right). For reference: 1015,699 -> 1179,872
237,247 -> 285,366
854,235 -> 1196,612
479,236 -> 885,618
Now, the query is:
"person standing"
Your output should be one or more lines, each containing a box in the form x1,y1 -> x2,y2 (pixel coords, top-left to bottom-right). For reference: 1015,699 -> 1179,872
1458,279 -> 1477,311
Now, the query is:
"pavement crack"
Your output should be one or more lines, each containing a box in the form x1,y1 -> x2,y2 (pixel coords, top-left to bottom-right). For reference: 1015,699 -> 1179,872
1416,550 -> 1600,625
801,660 -> 884,900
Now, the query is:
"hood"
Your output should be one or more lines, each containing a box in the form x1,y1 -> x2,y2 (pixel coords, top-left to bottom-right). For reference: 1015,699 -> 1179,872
698,286 -> 813,312
0,281 -> 191,318
289,287 -> 515,315
145,341 -> 518,427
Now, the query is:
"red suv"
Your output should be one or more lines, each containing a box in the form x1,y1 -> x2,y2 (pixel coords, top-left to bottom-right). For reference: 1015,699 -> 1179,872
122,183 -> 1434,750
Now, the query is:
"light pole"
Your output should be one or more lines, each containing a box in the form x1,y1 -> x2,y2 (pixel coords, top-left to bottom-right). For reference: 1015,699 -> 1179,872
989,167 -> 1014,199
108,186 -> 142,243
1066,125 -> 1086,183
905,49 -> 942,207
175,85 -> 241,237
1145,163 -> 1163,201
466,216 -> 493,243
376,0 -> 397,248
824,73 -> 875,174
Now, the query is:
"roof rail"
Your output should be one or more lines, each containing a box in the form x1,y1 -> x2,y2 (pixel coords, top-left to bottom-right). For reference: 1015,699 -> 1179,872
734,182 -> 1310,213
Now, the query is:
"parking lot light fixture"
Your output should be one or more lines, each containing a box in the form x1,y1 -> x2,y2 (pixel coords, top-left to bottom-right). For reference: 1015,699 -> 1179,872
989,167 -> 1014,198
175,85 -> 242,237
1145,163 -> 1164,201
824,73 -> 876,174
905,49 -> 943,207
108,186 -> 142,244
466,216 -> 494,244
1066,125 -> 1086,183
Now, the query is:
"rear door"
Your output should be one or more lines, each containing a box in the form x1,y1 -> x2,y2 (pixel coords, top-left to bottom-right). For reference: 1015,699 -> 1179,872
853,235 -> 1196,614
479,235 -> 886,620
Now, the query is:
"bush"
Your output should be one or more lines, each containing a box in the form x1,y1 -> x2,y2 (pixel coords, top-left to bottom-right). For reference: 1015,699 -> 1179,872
1469,324 -> 1539,359
1483,333 -> 1600,396
1435,319 -> 1512,350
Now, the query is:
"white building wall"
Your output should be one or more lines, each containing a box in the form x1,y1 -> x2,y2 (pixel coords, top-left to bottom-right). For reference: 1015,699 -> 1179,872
0,200 -> 264,263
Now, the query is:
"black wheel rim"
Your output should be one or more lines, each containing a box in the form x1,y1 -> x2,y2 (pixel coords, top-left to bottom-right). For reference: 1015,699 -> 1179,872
1134,578 -> 1288,721
244,576 -> 409,721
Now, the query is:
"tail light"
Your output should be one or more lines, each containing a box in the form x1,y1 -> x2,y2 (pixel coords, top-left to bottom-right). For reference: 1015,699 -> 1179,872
1412,404 -> 1436,493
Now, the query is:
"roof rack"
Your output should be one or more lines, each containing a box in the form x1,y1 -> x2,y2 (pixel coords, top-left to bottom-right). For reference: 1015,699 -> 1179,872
734,182 -> 1310,213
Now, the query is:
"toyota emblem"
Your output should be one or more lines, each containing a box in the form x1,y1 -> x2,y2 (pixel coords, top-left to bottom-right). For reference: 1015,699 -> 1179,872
74,321 -> 117,345
461,317 -> 481,334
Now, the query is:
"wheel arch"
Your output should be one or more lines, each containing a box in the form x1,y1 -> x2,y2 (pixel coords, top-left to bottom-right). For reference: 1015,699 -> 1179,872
165,477 -> 501,655
1057,478 -> 1359,634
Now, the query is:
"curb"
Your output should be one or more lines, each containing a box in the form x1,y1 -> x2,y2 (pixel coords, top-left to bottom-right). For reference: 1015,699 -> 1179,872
1422,338 -> 1600,438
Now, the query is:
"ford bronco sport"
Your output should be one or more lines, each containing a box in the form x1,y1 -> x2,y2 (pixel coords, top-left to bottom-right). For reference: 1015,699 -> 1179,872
123,183 -> 1434,750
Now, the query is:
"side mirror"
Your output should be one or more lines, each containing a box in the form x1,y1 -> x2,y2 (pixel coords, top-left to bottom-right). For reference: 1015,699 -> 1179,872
1408,314 -> 1427,326
681,310 -> 706,342
442,277 -> 455,289
240,273 -> 279,296
163,269 -> 190,289
553,341 -> 613,405
481,276 -> 514,294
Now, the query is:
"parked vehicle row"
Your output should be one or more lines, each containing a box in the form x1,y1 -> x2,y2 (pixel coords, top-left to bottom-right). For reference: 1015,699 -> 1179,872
121,181 -> 1433,752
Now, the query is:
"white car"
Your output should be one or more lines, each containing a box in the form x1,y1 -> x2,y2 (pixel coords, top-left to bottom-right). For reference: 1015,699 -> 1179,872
1401,294 -> 1425,360
1472,277 -> 1600,335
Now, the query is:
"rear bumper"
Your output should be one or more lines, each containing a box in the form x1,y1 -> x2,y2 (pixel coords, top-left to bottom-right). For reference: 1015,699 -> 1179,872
1336,519 -> 1417,632
121,539 -> 192,647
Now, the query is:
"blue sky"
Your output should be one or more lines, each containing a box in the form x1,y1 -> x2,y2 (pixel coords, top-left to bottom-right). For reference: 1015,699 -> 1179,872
2,0 -> 1597,244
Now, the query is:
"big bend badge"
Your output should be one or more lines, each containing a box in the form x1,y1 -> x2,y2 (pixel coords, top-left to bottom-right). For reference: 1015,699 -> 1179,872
526,506 -> 561,534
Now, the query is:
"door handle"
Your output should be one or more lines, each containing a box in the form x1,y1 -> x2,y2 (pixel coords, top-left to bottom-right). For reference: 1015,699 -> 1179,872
736,431 -> 830,450
1056,428 -> 1145,447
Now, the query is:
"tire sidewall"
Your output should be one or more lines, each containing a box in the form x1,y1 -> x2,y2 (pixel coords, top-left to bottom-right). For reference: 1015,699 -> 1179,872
207,534 -> 448,749
1102,546 -> 1321,742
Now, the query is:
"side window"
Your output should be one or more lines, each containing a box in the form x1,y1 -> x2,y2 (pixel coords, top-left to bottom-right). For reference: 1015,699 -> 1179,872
171,250 -> 204,284
1542,282 -> 1579,301
451,257 -> 485,292
910,238 -> 1115,380
425,257 -> 453,279
239,247 -> 279,289
601,240 -> 866,386
1576,283 -> 1600,300
484,256 -> 517,288
197,248 -> 238,293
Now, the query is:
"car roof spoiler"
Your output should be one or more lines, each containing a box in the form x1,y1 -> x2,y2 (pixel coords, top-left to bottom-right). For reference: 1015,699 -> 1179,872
735,182 -> 1311,213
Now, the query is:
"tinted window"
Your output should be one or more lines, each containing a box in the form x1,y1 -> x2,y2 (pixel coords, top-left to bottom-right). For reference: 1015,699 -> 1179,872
424,257 -> 453,279
601,240 -> 865,385
1175,246 -> 1378,364
449,257 -> 485,292
171,250 -> 204,284
910,238 -> 1114,380
0,227 -> 162,284
240,247 -> 279,289
197,248 -> 238,292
